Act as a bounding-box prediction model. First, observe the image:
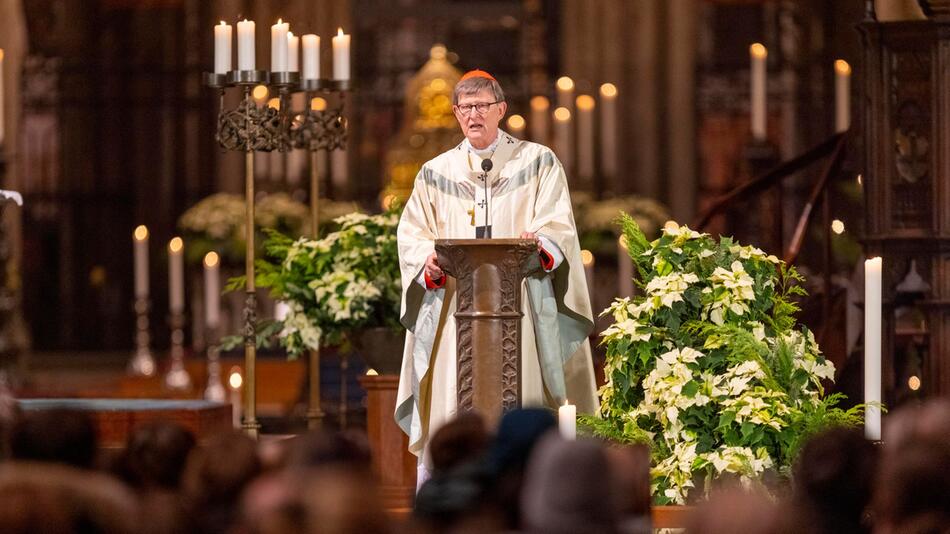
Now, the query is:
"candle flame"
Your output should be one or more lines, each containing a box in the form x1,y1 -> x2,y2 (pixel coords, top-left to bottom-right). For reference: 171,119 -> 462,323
831,219 -> 845,234
133,225 -> 148,241
204,251 -> 220,268
310,97 -> 327,111
337,27 -> 345,37
219,21 -> 227,26
507,114 -> 525,130
277,18 -> 283,24
563,399 -> 570,406
600,83 -> 617,98
242,19 -> 248,23
834,59 -> 851,76
908,375 -> 921,391
618,235 -> 628,251
553,107 -> 571,121
750,42 -> 767,59
581,249 -> 594,266
229,367 -> 243,390
287,31 -> 294,39
366,368 -> 379,376
556,76 -> 574,91
530,95 -> 549,111
169,237 -> 184,253
575,94 -> 595,111
252,85 -> 269,101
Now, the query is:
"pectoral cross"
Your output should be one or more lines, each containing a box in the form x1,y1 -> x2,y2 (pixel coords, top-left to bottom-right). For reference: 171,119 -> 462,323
468,208 -> 475,226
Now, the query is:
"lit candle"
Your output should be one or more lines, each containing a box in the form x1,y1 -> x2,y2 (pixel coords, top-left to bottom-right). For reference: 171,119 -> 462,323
553,107 -> 573,173
168,237 -> 184,314
237,19 -> 255,71
204,251 -> 221,329
864,256 -> 882,441
618,235 -> 634,298
302,34 -> 320,80
529,96 -> 550,144
213,22 -> 232,74
558,400 -> 576,440
229,366 -> 243,428
581,250 -> 595,303
556,76 -> 574,113
835,59 -> 851,133
287,31 -> 299,73
133,225 -> 149,300
332,28 -> 350,81
575,95 -> 595,183
506,114 -> 526,139
270,19 -> 289,73
750,43 -> 768,141
600,83 -> 618,178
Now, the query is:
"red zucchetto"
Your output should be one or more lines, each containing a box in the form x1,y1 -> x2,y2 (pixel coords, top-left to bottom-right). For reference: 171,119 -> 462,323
460,69 -> 497,82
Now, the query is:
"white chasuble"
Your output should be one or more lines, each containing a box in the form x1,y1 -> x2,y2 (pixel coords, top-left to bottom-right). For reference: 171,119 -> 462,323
395,131 -> 599,461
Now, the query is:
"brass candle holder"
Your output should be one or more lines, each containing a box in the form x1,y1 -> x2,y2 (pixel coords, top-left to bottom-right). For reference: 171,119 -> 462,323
128,297 -> 156,376
163,310 -> 192,391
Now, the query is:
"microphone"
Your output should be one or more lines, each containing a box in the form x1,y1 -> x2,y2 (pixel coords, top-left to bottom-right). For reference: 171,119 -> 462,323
480,158 -> 493,238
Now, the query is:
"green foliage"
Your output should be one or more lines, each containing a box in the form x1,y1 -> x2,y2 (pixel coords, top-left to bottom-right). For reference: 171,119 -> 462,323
598,218 -> 862,504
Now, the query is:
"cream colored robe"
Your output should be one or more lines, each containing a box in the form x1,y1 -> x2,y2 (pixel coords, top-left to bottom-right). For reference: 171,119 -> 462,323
395,131 -> 598,460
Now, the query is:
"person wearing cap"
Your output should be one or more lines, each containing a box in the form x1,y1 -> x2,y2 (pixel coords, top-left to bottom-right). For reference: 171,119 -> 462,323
395,70 -> 598,480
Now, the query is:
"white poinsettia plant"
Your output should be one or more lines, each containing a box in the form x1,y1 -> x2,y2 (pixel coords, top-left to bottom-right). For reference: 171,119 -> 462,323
232,208 -> 402,357
588,215 -> 862,505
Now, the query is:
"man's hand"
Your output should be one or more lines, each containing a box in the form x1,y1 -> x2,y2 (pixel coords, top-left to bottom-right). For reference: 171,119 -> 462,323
520,231 -> 542,251
425,252 -> 443,280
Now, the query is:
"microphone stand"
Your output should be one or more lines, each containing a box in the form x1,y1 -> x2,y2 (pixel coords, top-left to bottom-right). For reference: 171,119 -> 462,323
480,158 -> 493,239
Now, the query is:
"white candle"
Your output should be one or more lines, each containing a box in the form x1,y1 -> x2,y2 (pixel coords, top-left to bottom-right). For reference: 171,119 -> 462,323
302,34 -> 320,80
529,96 -> 549,144
0,49 -> 5,145
600,83 -> 618,178
575,95 -> 595,183
556,76 -> 574,112
168,237 -> 184,313
581,250 -> 595,303
270,19 -> 289,73
750,43 -> 768,141
229,367 -> 243,428
618,235 -> 634,298
237,19 -> 255,71
553,107 -> 573,173
865,256 -> 882,441
835,59 -> 851,133
213,22 -> 232,74
204,251 -> 221,329
133,225 -> 149,299
287,31 -> 299,73
506,114 -> 526,139
558,401 -> 576,440
332,28 -> 351,81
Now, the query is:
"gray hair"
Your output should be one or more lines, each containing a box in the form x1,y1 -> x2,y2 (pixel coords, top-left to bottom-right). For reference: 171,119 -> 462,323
452,76 -> 505,105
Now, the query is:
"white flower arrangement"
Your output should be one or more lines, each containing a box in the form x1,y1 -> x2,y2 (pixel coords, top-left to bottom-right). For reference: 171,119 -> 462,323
588,216 -> 864,505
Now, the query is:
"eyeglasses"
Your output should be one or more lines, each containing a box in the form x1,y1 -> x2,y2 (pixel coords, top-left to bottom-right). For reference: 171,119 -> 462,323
455,101 -> 503,116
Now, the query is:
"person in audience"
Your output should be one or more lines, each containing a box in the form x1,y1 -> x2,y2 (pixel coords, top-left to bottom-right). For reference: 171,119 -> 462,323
520,434 -> 620,534
786,426 -> 877,534
427,411 -> 489,476
116,420 -> 196,492
686,488 -> 781,534
282,428 -> 372,472
10,408 -> 98,469
183,430 -> 262,534
0,395 -> 16,462
606,443 -> 652,534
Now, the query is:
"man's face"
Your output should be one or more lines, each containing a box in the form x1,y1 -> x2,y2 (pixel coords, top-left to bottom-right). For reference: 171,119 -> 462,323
454,89 -> 507,149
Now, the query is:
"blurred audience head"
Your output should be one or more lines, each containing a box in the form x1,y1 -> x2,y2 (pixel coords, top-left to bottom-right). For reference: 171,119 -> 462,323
606,443 -> 652,534
283,429 -> 372,472
429,411 -> 489,475
183,430 -> 261,534
10,408 -> 97,469
789,426 -> 877,534
117,421 -> 196,491
686,488 -> 780,534
521,435 -> 619,534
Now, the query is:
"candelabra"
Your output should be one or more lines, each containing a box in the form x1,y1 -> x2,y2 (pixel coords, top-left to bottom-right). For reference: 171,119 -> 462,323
205,68 -> 351,436
163,310 -> 191,391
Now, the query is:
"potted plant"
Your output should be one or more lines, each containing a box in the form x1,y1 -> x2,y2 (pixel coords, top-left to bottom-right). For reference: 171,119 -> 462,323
584,215 -> 864,505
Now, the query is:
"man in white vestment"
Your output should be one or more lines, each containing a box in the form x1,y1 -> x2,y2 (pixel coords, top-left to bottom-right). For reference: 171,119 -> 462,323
395,70 -> 598,477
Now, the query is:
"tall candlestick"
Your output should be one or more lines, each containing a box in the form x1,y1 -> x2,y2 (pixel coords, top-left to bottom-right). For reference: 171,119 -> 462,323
0,49 -> 4,145
237,20 -> 255,71
575,95 -> 595,183
214,22 -> 232,74
229,367 -> 243,428
332,28 -> 351,81
331,147 -> 347,194
618,235 -> 634,298
270,19 -> 289,73
133,225 -> 149,299
558,401 -> 576,440
599,83 -> 618,179
864,256 -> 882,441
302,34 -> 320,80
168,237 -> 184,313
835,59 -> 851,133
556,76 -> 574,113
581,250 -> 595,303
750,43 -> 768,141
529,96 -> 550,144
204,251 -> 221,329
506,114 -> 526,139
553,107 -> 573,173
287,31 -> 299,73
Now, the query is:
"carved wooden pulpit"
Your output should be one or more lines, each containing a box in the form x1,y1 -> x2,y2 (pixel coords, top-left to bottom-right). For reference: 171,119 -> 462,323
435,239 -> 541,425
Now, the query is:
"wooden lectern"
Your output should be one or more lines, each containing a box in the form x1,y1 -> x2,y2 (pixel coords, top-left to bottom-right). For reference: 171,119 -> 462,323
435,238 -> 541,426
